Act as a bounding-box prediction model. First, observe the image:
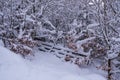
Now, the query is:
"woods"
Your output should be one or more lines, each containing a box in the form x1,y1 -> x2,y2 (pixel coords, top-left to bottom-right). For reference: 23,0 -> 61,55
0,0 -> 120,80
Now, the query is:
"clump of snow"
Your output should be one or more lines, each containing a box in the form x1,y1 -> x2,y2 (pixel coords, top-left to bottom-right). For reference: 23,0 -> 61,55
0,40 -> 4,46
112,37 -> 120,42
87,23 -> 99,28
0,46 -> 106,80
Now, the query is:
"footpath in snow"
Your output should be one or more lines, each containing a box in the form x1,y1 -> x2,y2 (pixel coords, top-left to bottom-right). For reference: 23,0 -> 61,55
0,45 -> 106,80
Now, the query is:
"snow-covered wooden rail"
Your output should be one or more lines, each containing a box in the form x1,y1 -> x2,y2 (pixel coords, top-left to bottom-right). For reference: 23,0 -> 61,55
37,41 -> 87,59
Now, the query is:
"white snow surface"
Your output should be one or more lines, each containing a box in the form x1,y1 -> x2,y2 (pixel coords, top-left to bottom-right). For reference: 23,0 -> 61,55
0,46 -> 106,80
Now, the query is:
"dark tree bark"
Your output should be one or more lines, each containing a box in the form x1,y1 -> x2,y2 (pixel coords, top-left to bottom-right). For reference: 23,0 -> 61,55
108,59 -> 112,80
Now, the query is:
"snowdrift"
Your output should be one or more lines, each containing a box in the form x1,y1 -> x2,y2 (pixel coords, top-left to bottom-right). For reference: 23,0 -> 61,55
0,46 -> 106,80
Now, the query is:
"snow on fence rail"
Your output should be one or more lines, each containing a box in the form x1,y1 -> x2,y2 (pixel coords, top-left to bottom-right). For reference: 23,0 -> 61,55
37,41 -> 90,66
37,41 -> 87,57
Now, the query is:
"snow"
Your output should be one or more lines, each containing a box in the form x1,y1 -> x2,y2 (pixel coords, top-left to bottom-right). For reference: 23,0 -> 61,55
112,37 -> 120,42
44,18 -> 56,29
0,46 -> 106,80
0,40 -> 4,46
17,27 -> 26,39
87,23 -> 99,28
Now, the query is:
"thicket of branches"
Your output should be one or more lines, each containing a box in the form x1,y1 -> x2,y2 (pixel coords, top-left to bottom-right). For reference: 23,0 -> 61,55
0,0 -> 120,80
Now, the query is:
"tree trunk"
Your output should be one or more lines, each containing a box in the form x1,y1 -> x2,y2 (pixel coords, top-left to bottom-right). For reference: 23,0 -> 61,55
108,59 -> 112,80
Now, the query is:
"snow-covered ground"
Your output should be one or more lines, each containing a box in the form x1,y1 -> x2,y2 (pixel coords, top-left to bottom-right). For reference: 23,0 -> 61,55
0,44 -> 106,80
